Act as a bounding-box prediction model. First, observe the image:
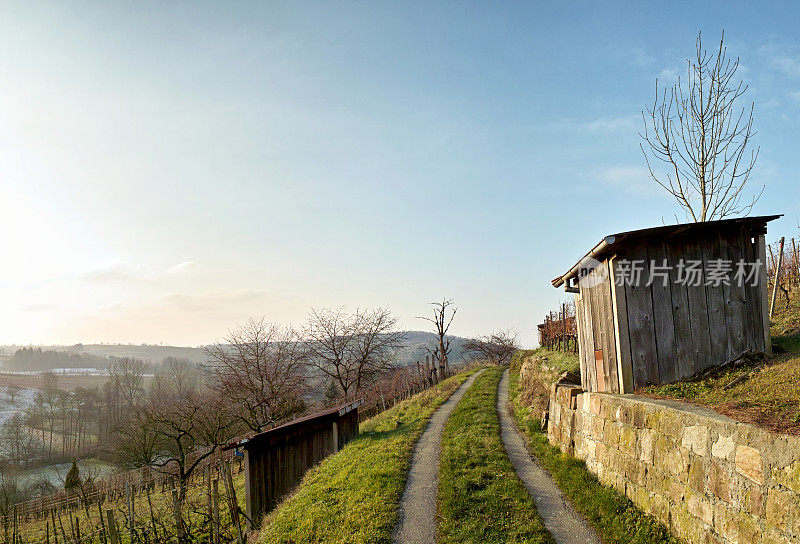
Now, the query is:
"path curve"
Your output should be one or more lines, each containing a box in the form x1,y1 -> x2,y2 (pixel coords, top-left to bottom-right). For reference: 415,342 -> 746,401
497,368 -> 602,544
394,368 -> 486,544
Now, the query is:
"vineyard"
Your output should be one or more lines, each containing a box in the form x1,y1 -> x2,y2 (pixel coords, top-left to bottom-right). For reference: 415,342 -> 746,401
4,353 -> 463,544
767,236 -> 800,314
7,452 -> 245,544
536,301 -> 577,353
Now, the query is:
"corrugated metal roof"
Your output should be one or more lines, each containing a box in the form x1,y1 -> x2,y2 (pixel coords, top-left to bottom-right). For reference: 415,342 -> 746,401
552,215 -> 782,288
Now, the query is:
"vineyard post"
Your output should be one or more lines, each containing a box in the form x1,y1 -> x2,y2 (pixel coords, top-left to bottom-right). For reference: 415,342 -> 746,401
51,509 -> 58,544
46,521 -> 50,544
57,507 -> 68,543
75,517 -> 80,544
223,462 -> 244,544
12,505 -> 16,544
106,510 -> 119,544
126,482 -> 134,543
212,478 -> 221,544
67,508 -> 75,541
771,236 -> 785,317
206,471 -> 213,540
95,501 -> 108,544
145,484 -> 158,541
171,489 -> 184,542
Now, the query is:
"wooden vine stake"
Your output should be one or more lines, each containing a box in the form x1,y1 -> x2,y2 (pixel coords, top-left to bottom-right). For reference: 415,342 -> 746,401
172,489 -> 185,543
770,236 -> 785,317
106,510 -> 120,544
212,478 -> 221,544
223,461 -> 244,544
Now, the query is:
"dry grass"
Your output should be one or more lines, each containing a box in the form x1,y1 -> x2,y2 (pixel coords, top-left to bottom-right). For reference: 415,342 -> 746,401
510,349 -> 579,421
642,353 -> 800,435
641,293 -> 800,436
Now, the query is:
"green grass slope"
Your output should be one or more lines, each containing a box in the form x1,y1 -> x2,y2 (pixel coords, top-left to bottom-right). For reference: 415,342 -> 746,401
437,366 -> 554,544
256,367 -> 481,544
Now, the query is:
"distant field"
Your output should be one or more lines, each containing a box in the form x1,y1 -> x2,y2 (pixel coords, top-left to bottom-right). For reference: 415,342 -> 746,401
0,372 -> 121,391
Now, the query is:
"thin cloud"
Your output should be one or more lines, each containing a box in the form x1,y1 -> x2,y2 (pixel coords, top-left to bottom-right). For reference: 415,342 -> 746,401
597,166 -> 662,197
657,67 -> 681,84
157,289 -> 270,312
632,48 -> 655,67
771,56 -> 800,78
83,261 -> 199,283
758,43 -> 800,77
22,304 -> 59,312
584,115 -> 639,132
82,262 -> 148,283
166,261 -> 199,275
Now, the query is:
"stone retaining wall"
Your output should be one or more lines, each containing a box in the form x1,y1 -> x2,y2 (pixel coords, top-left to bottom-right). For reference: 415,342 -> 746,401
548,384 -> 800,544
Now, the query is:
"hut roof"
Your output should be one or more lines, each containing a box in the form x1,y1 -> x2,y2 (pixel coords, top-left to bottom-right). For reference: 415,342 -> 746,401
552,215 -> 782,288
223,399 -> 362,450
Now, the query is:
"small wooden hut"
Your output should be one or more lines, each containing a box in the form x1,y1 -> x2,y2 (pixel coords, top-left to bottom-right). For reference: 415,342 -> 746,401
551,215 -> 780,393
224,400 -> 361,527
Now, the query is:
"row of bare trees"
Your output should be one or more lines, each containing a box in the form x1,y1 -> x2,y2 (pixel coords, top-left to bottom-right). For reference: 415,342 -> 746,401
3,299 -> 524,521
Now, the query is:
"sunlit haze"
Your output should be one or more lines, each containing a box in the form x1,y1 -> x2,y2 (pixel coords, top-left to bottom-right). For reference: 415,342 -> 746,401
2,2 -> 799,347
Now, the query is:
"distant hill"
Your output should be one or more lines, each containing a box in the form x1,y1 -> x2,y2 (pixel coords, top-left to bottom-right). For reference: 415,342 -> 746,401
0,331 -> 472,371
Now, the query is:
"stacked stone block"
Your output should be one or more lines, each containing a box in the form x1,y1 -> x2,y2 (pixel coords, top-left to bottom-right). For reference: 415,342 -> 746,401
548,386 -> 800,544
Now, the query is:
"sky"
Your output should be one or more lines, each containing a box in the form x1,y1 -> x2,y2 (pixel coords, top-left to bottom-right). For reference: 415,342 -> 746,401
1,1 -> 799,348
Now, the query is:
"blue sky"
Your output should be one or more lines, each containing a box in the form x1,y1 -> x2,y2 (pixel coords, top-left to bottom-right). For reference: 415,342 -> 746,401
1,1 -> 799,347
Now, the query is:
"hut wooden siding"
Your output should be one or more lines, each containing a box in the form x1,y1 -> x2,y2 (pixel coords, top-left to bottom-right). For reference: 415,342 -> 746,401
226,401 -> 361,528
554,216 -> 779,393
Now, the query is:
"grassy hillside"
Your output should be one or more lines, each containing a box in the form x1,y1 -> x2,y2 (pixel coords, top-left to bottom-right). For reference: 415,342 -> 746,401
438,367 -> 553,544
256,367 -> 482,544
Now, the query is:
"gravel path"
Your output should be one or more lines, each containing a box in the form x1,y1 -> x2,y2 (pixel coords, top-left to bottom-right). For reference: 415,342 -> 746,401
497,368 -> 601,544
394,368 -> 486,544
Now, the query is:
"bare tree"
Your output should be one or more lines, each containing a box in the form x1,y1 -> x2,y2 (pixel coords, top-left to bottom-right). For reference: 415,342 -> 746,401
640,31 -> 762,222
206,318 -> 307,432
304,307 -> 405,400
151,357 -> 201,400
463,329 -> 519,365
108,357 -> 150,411
116,386 -> 238,504
417,299 -> 457,375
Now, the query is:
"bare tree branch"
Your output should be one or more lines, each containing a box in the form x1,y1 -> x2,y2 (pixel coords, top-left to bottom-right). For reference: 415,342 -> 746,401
640,30 -> 762,222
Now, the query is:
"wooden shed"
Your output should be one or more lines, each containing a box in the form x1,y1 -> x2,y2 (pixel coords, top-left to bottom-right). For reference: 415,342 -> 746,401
551,215 -> 780,393
225,400 -> 361,527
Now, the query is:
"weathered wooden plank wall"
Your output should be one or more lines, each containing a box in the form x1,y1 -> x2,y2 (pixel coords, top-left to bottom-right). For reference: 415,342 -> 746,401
575,264 -> 619,393
244,409 -> 360,528
624,244 -> 659,388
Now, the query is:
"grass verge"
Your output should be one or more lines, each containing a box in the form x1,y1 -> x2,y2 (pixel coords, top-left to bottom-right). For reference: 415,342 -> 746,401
256,367 -> 481,544
508,366 -> 681,544
437,366 -> 554,544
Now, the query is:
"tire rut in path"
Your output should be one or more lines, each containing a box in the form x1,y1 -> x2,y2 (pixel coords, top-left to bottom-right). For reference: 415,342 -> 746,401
394,368 -> 486,544
497,368 -> 602,544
